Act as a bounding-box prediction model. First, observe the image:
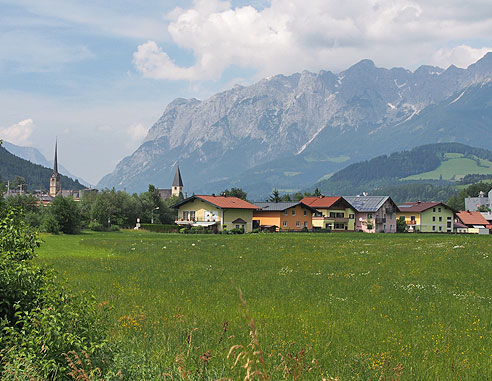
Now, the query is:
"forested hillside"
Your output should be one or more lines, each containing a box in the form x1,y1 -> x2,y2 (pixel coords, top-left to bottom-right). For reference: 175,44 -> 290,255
314,143 -> 492,199
0,145 -> 84,191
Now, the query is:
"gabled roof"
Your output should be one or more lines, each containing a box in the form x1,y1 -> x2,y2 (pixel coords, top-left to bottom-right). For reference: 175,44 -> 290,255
173,195 -> 260,210
301,196 -> 355,210
173,166 -> 183,187
301,196 -> 342,208
254,201 -> 317,213
398,201 -> 447,213
232,218 -> 247,224
456,211 -> 489,226
344,196 -> 398,212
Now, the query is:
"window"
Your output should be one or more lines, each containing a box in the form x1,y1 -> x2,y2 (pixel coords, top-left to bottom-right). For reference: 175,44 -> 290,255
190,211 -> 196,220
368,214 -> 373,219
330,212 -> 336,218
439,226 -> 442,231
411,216 -> 416,221
432,226 -> 436,231
349,214 -> 355,219
304,210 -> 307,216
383,224 -> 386,230
183,211 -> 189,220
304,221 -> 308,228
335,223 -> 345,229
284,210 -> 288,215
439,216 -> 442,222
292,210 -> 296,216
336,212 -> 344,218
438,207 -> 441,212
432,216 -> 436,221
283,221 -> 287,227
390,225 -> 394,231
235,224 -> 241,229
296,221 -> 300,227
447,216 -> 451,220
433,208 -> 436,212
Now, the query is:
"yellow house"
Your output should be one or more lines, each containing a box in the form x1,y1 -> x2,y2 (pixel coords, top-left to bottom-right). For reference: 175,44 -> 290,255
397,201 -> 455,233
301,196 -> 356,231
173,195 -> 260,233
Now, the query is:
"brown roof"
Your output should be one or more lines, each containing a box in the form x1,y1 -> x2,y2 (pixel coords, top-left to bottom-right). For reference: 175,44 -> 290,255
456,211 -> 489,226
397,201 -> 443,213
301,196 -> 342,208
174,195 -> 260,210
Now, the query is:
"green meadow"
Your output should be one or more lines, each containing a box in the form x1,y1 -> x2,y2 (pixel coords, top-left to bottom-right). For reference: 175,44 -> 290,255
37,231 -> 492,379
403,153 -> 492,181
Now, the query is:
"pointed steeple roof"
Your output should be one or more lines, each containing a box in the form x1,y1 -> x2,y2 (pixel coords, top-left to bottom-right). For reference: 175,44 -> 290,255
172,165 -> 183,187
52,139 -> 59,175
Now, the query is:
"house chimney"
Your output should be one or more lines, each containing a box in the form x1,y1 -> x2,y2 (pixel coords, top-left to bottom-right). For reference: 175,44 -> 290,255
212,193 -> 216,197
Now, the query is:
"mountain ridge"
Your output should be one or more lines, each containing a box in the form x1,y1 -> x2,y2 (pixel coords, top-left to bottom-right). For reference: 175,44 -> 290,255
98,53 -> 492,199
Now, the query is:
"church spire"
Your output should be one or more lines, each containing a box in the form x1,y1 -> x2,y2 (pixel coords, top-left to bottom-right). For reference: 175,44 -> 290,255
172,165 -> 183,187
53,138 -> 59,175
49,139 -> 61,197
171,165 -> 184,197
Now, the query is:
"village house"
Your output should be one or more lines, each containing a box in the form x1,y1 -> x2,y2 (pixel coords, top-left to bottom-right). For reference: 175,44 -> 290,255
344,195 -> 399,233
397,201 -> 455,233
301,196 -> 356,231
455,211 -> 490,234
252,202 -> 317,231
173,195 -> 260,233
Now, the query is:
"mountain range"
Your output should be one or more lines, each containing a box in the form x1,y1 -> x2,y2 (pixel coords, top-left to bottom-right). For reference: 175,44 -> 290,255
98,53 -> 492,199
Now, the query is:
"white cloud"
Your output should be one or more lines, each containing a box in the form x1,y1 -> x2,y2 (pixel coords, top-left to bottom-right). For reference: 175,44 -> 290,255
0,119 -> 35,146
431,45 -> 492,69
127,123 -> 148,143
133,0 -> 492,80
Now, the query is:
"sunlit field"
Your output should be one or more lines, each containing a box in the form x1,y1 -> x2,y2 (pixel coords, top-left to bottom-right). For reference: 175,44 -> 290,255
37,231 -> 492,379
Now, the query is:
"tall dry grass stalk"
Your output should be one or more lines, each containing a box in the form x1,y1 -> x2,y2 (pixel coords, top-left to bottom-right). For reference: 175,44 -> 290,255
226,289 -> 269,381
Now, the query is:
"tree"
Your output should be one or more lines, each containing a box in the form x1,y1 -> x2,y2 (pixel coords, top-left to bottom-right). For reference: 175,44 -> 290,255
48,195 -> 81,234
478,204 -> 491,212
313,187 -> 322,196
222,188 -> 248,200
397,216 -> 407,233
11,175 -> 26,191
269,188 -> 281,203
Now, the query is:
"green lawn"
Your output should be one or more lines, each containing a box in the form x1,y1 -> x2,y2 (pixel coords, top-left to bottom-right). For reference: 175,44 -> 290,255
403,154 -> 492,181
37,231 -> 492,379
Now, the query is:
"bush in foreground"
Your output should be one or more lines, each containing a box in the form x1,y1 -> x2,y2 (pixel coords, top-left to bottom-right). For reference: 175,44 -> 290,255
0,209 -> 110,379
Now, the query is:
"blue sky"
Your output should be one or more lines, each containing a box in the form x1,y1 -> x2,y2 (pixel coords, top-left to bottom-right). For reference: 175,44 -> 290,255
1,0 -> 491,184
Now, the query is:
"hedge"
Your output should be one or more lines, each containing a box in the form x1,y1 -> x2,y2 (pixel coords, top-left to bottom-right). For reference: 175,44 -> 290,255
140,224 -> 180,233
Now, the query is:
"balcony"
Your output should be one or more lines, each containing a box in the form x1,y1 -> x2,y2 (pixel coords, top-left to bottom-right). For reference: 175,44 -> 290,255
376,217 -> 386,224
407,220 -> 417,225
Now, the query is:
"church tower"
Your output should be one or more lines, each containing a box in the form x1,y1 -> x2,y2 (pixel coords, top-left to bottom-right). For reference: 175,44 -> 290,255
171,165 -> 183,197
49,140 -> 61,197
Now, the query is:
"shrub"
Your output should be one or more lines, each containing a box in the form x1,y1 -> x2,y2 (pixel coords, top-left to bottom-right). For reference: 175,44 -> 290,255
42,213 -> 60,234
88,221 -> 105,231
0,209 -> 110,379
140,224 -> 179,233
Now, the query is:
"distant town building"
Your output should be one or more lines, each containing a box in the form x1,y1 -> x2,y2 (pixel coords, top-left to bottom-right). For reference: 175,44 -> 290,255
159,166 -> 184,200
464,190 -> 492,211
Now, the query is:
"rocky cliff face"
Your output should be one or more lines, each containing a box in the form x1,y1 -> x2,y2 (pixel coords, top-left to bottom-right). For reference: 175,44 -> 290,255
98,53 -> 492,199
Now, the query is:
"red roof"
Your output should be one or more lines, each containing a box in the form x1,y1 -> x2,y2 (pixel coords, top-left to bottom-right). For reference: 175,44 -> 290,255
301,196 -> 342,208
397,201 -> 443,213
456,211 -> 489,226
194,195 -> 260,209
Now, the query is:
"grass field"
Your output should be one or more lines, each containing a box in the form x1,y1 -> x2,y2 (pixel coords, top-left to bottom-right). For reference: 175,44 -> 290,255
37,231 -> 492,379
403,153 -> 492,181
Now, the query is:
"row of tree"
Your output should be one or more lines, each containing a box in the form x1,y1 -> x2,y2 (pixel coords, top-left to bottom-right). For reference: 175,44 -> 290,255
0,185 -> 179,234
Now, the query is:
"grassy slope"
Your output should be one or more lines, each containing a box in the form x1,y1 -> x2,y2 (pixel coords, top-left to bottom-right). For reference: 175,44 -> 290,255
404,154 -> 492,181
37,231 -> 492,379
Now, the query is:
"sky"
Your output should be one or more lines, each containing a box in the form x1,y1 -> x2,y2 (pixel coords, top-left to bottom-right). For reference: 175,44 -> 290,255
1,0 -> 492,185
